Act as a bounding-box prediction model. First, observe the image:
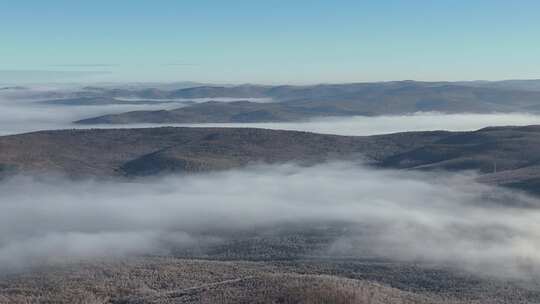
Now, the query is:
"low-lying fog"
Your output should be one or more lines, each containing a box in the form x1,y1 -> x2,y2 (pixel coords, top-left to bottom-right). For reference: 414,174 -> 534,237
2,162 -> 540,278
3,101 -> 540,136
0,89 -> 272,135
114,97 -> 274,103
178,113 -> 540,135
4,88 -> 540,279
4,88 -> 540,136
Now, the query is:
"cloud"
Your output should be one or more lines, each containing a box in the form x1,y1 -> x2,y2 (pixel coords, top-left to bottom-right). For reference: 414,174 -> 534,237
5,86 -> 540,136
162,63 -> 199,67
0,90 -> 191,135
1,162 -> 540,278
49,64 -> 120,68
0,88 -> 275,135
3,88 -> 540,136
178,112 -> 540,135
0,70 -> 111,84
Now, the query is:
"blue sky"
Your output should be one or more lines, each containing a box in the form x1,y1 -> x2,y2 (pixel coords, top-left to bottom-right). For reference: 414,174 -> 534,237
1,0 -> 539,84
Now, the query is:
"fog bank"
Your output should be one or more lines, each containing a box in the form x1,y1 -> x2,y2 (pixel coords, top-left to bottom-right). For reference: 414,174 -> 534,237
1,163 -> 540,278
4,89 -> 540,136
178,112 -> 540,135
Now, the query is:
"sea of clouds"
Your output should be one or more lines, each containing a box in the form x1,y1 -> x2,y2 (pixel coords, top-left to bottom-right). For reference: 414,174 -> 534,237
4,87 -> 540,136
3,87 -> 540,279
1,162 -> 540,278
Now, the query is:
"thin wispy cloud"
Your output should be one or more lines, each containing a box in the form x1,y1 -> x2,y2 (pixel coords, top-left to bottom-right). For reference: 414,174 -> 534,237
0,70 -> 111,84
162,63 -> 199,67
49,64 -> 120,68
0,70 -> 110,75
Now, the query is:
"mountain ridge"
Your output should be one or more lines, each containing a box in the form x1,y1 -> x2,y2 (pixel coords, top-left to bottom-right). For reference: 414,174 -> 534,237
2,126 -> 540,194
73,81 -> 540,124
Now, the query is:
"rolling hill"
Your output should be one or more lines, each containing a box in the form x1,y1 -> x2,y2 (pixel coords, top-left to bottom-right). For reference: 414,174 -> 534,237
2,126 -> 540,193
74,81 -> 540,124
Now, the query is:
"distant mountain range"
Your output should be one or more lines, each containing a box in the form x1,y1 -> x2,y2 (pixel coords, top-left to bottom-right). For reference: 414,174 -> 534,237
41,96 -> 180,106
72,80 -> 540,124
456,79 -> 540,91
2,126 -> 540,194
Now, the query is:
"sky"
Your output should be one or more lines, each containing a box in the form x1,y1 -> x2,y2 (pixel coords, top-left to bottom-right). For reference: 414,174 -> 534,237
1,0 -> 540,84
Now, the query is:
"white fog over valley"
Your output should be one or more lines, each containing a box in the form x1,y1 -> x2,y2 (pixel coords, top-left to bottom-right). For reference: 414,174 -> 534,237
2,162 -> 540,279
4,88 -> 540,280
3,89 -> 540,136
4,2 -> 540,302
